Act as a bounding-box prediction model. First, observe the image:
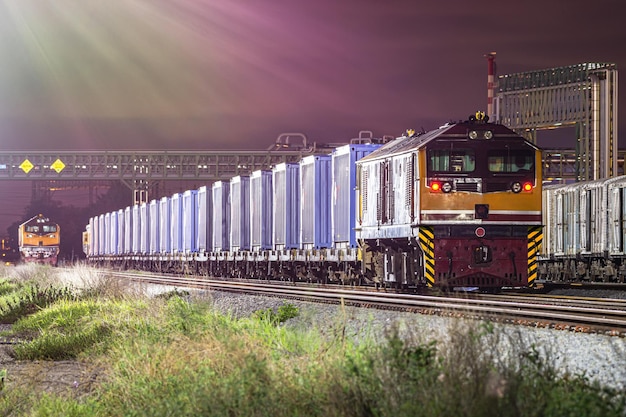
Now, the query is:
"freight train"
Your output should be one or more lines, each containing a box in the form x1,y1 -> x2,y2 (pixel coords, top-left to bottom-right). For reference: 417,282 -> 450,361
84,112 -> 544,289
18,214 -> 60,266
539,176 -> 626,283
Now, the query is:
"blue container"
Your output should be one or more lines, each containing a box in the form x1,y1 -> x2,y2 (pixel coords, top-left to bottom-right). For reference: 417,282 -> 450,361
212,181 -> 231,252
131,205 -> 141,254
230,176 -> 251,251
109,211 -> 119,256
300,155 -> 332,249
250,170 -> 273,250
140,203 -> 150,254
170,193 -> 183,253
98,214 -> 105,256
197,186 -> 213,253
104,213 -> 111,255
183,189 -> 198,253
159,197 -> 172,254
94,215 -> 101,256
123,207 -> 132,255
273,163 -> 300,249
149,200 -> 160,254
90,216 -> 99,257
88,217 -> 96,257
116,209 -> 125,255
332,143 -> 382,247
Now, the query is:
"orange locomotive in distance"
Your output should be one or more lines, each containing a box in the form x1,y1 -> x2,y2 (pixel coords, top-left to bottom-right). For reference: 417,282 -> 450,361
18,214 -> 60,266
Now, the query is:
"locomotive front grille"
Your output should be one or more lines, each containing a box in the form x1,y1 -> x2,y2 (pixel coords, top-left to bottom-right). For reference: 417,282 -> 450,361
455,182 -> 479,192
483,182 -> 517,193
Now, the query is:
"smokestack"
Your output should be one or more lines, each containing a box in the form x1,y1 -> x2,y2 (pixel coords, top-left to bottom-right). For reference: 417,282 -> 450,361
485,52 -> 496,121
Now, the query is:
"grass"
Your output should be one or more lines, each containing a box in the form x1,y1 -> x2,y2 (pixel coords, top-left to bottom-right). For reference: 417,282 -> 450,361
0,264 -> 624,416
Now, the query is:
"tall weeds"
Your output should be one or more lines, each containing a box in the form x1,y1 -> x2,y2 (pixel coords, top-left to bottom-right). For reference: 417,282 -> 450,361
0,264 -> 623,417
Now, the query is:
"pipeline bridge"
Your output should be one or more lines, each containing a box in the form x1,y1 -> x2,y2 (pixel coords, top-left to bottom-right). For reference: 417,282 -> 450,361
0,147 -> 622,205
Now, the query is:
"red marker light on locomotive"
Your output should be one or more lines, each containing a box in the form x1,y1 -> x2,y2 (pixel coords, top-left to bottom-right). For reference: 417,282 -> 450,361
431,182 -> 441,192
523,182 -> 533,192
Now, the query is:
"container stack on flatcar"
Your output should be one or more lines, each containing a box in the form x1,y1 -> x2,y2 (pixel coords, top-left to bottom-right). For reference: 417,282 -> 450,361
18,214 -> 60,266
84,113 -> 544,290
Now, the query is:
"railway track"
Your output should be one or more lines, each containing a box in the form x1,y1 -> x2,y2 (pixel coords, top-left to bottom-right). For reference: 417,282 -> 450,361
104,270 -> 626,337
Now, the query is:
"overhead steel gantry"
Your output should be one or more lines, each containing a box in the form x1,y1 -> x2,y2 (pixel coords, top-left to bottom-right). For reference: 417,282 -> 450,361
0,149 -> 315,205
495,62 -> 618,181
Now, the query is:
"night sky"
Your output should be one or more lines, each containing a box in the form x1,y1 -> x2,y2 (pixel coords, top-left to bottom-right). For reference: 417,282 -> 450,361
1,0 -> 625,232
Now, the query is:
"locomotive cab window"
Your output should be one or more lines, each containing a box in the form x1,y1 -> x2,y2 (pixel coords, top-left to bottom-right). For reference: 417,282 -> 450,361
429,149 -> 475,173
26,226 -> 39,233
43,225 -> 57,233
488,150 -> 534,173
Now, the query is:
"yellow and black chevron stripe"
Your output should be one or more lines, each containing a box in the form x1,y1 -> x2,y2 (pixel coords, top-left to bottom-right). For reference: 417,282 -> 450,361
527,226 -> 543,287
418,226 -> 435,287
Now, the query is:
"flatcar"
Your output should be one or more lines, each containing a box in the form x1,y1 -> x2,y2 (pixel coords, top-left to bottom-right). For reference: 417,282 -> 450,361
18,214 -> 60,266
85,113 -> 543,289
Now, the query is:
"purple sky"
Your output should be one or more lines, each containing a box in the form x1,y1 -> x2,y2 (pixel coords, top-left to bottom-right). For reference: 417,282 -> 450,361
0,0 -> 625,232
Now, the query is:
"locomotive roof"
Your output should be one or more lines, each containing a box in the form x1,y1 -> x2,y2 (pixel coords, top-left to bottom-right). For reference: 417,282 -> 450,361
356,119 -> 539,163
18,213 -> 55,227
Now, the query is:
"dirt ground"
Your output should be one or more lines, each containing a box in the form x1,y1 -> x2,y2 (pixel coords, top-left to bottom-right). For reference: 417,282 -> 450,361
0,324 -> 103,398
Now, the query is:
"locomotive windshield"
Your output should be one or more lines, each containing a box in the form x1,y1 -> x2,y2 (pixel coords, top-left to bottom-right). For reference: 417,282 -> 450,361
488,150 -> 534,173
429,149 -> 475,173
25,225 -> 57,233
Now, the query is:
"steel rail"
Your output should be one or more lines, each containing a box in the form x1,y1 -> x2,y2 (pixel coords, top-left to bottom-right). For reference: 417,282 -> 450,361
105,271 -> 626,335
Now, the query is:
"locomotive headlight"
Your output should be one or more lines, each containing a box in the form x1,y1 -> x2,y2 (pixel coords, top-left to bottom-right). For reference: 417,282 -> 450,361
442,182 -> 452,193
483,130 -> 493,139
468,130 -> 478,139
511,182 -> 522,193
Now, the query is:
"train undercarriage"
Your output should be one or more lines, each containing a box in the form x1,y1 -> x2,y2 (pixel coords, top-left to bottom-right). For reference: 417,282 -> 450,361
538,256 -> 626,283
91,228 -> 535,290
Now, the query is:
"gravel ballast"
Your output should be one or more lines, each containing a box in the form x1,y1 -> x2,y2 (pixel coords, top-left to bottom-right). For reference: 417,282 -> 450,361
60,271 -> 626,392
201,289 -> 626,391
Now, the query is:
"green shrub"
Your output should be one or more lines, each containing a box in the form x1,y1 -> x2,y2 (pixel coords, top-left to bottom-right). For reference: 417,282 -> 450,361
0,284 -> 75,324
253,303 -> 299,325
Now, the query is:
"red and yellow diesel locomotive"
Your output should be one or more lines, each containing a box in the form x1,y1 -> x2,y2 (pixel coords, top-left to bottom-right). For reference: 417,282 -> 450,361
18,214 -> 60,266
356,112 -> 543,288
